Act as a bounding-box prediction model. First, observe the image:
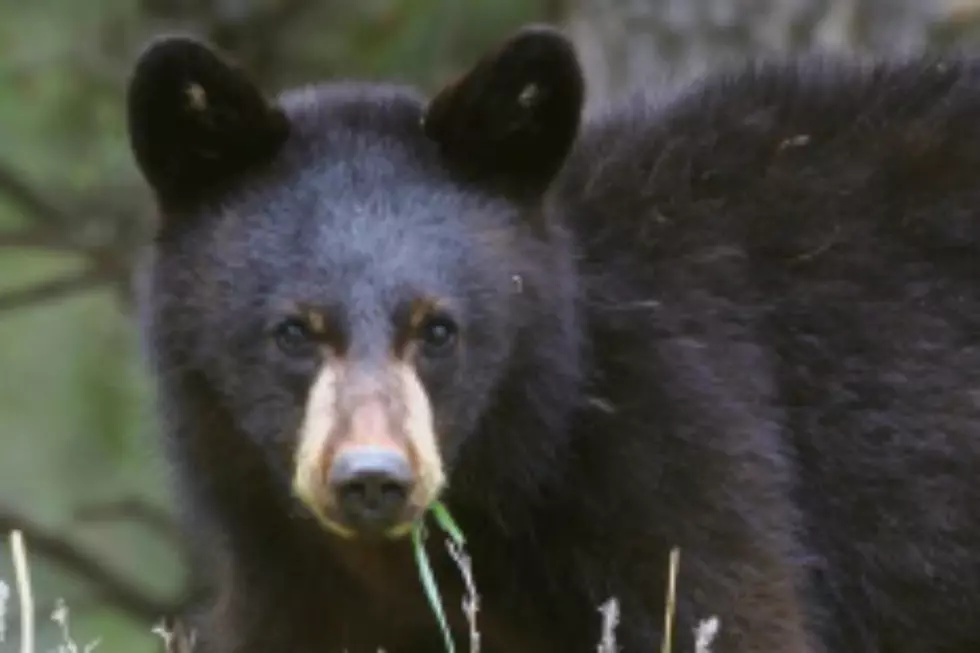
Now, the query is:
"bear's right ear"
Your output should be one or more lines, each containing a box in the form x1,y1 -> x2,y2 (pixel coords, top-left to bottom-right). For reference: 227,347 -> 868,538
126,36 -> 289,211
421,25 -> 585,198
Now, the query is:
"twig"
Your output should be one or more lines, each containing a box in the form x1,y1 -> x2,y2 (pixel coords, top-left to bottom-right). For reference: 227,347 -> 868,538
11,530 -> 34,653
0,268 -> 108,314
0,510 -> 180,626
0,163 -> 71,228
0,164 -> 136,306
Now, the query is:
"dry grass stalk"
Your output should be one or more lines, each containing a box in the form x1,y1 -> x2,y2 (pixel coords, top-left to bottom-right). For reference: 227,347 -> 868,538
2,529 -> 722,653
445,538 -> 481,653
596,597 -> 620,653
51,598 -> 101,653
660,547 -> 680,653
1,577 -> 9,644
694,616 -> 720,653
152,619 -> 198,653
11,529 -> 34,653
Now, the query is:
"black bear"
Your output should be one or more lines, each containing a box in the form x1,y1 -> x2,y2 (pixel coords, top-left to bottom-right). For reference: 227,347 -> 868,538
127,22 -> 980,653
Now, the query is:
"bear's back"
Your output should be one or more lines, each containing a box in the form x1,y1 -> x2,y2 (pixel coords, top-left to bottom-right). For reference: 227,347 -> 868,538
564,54 -> 980,260
560,53 -> 980,652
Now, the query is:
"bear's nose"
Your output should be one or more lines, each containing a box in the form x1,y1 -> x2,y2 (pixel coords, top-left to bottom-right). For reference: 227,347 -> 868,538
328,447 -> 413,532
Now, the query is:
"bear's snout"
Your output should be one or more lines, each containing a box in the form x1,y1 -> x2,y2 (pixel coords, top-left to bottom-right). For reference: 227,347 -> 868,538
328,446 -> 414,533
292,359 -> 447,539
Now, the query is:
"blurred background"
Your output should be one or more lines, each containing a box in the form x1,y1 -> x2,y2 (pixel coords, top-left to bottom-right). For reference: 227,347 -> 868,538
2,1 -> 980,651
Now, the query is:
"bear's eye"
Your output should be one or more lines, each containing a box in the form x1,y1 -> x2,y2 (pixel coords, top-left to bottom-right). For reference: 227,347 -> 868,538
417,314 -> 458,357
273,317 -> 316,356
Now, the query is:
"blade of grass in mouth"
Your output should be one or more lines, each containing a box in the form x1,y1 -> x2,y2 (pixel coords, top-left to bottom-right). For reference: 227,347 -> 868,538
412,501 -> 467,653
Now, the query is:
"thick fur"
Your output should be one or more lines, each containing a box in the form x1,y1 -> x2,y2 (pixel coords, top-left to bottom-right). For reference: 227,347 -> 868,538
130,23 -> 980,653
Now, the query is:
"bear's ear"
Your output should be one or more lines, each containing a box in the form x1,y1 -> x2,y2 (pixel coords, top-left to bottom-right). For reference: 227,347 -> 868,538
126,36 -> 289,211
421,25 -> 585,197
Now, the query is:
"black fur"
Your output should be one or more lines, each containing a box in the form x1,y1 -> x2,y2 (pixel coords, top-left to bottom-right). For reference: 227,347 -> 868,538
127,35 -> 289,214
130,24 -> 980,653
422,24 -> 585,198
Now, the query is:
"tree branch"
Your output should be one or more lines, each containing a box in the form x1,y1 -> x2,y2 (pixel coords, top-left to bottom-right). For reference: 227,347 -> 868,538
0,228 -> 90,254
0,162 -> 71,228
0,268 -> 109,314
72,498 -> 186,556
0,509 -> 183,625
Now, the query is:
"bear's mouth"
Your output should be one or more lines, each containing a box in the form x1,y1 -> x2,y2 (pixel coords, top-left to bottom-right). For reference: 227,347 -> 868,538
294,466 -> 434,541
298,499 -> 428,541
291,357 -> 447,540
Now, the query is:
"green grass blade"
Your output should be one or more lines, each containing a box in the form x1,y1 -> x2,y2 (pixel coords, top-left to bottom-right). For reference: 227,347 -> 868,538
412,520 -> 456,653
430,501 -> 466,546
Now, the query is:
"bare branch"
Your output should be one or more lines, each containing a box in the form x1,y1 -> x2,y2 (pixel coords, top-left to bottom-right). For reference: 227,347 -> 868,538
0,509 -> 181,626
0,268 -> 108,314
72,499 -> 185,555
0,229 -> 90,254
0,163 -> 71,228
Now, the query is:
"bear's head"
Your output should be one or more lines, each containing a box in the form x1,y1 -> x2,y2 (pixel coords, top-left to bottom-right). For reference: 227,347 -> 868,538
128,26 -> 586,541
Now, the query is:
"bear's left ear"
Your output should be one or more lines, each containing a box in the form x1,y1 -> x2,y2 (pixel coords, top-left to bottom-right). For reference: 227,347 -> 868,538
126,35 -> 289,211
421,25 -> 585,197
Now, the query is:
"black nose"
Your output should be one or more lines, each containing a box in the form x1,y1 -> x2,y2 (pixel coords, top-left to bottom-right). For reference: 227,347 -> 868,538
329,447 -> 413,531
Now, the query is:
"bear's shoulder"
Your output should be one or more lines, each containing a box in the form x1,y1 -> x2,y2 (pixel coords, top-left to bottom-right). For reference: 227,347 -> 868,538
559,52 -> 980,266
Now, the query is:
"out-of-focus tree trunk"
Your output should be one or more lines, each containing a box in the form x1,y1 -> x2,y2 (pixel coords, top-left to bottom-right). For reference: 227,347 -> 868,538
559,0 -> 980,111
